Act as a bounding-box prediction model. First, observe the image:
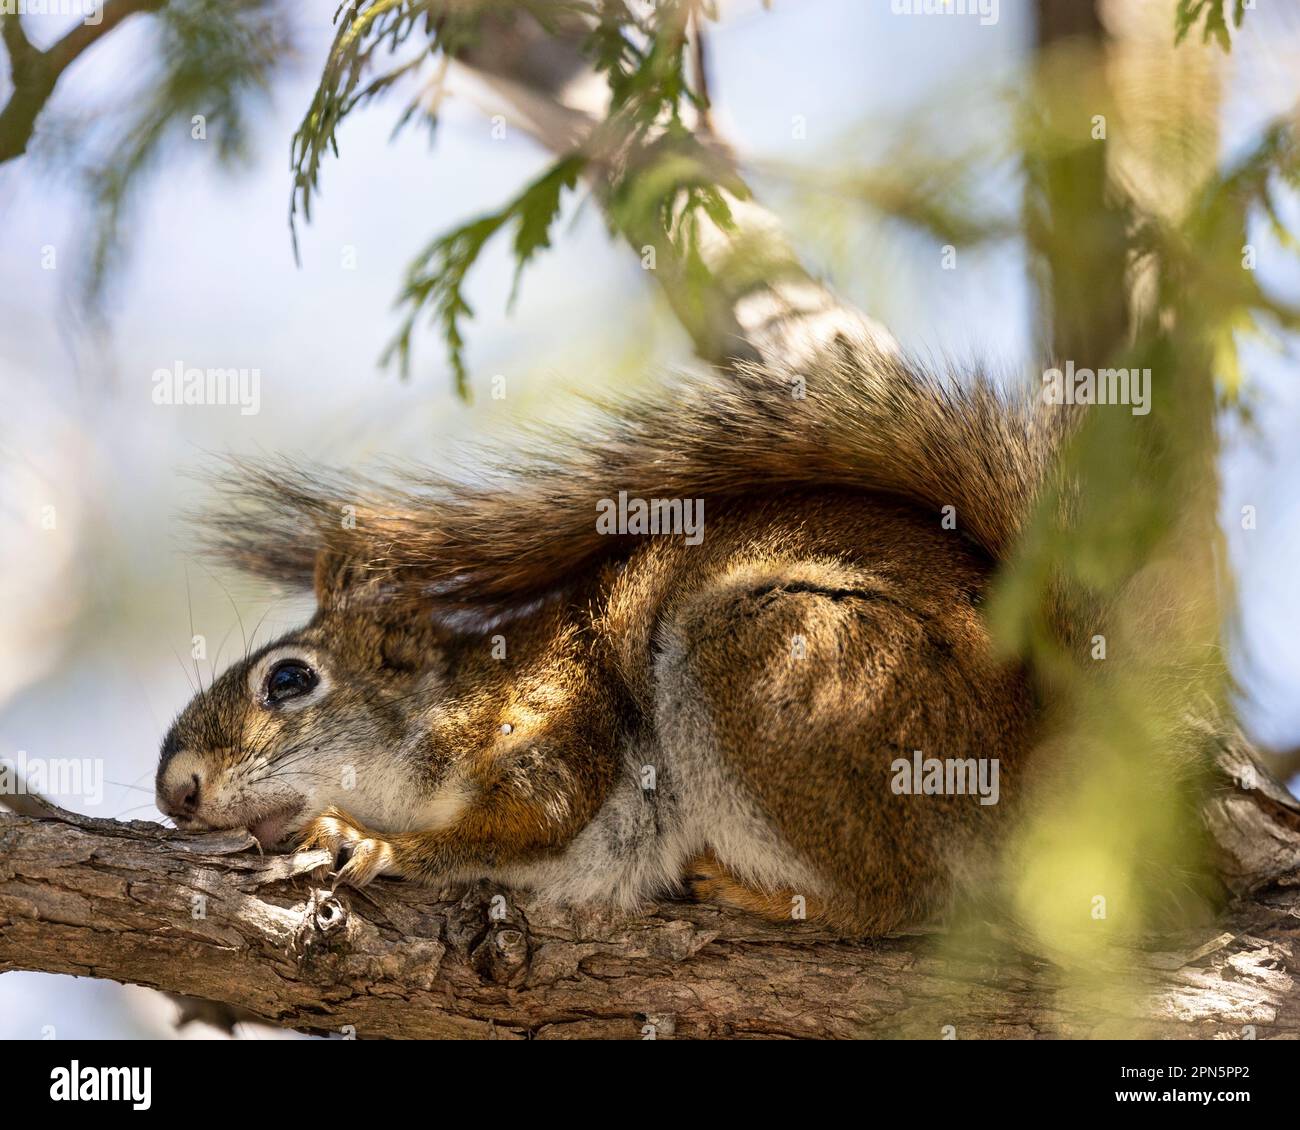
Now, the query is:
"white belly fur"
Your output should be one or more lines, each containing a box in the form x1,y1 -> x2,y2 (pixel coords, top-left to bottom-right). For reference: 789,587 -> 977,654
482,633 -> 825,910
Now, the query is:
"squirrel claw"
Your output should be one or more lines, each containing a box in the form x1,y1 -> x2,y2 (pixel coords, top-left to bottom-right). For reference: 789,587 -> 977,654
333,837 -> 395,889
297,808 -> 397,889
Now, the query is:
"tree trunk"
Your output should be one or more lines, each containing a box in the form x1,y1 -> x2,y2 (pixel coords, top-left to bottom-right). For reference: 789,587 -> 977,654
1027,0 -> 1133,364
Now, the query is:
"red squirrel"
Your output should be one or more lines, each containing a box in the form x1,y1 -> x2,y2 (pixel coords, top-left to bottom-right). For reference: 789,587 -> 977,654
158,344 -> 1079,934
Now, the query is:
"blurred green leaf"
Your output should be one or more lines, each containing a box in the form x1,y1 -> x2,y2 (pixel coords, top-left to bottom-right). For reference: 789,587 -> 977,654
381,153 -> 586,397
1175,0 -> 1248,51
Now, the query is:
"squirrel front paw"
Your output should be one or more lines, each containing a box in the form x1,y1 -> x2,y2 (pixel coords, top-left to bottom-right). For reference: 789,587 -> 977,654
297,807 -> 397,889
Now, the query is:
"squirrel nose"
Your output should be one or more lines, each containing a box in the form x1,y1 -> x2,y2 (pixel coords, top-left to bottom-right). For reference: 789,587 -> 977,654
159,768 -> 202,820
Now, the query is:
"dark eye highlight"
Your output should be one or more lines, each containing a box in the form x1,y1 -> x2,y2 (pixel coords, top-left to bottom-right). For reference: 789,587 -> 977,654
264,659 -> 319,705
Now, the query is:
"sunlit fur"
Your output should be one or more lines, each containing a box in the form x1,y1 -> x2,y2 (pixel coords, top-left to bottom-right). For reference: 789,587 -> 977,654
158,343 -> 1075,934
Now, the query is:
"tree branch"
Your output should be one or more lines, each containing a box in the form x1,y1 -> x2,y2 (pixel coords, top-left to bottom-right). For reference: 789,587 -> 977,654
2,729 -> 1298,1038
1262,746 -> 1300,786
0,0 -> 167,164
450,7 -> 898,370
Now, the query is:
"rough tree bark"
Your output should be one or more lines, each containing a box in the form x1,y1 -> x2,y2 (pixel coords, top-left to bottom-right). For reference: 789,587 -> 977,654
2,729 -> 1298,1039
2,5 -> 1298,1040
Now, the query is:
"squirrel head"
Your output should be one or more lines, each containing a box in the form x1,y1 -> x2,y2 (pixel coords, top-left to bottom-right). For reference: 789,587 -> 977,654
155,551 -> 448,846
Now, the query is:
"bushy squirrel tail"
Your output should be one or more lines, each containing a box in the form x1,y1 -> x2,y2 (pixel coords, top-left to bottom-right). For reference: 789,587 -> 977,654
202,344 -> 1068,616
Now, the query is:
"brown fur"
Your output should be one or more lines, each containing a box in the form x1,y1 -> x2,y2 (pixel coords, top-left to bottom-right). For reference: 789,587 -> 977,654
636,492 -> 1033,932
159,344 -> 1074,935
686,851 -> 827,922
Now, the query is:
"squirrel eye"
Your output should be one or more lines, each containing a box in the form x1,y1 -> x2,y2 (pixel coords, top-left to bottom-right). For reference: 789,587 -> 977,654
264,659 -> 319,705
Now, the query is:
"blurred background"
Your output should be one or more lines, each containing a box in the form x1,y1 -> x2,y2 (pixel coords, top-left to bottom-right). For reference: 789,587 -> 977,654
1,0 -> 1298,1036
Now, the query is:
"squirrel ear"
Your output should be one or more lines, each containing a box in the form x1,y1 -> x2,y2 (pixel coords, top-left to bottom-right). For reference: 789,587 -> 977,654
313,550 -> 358,611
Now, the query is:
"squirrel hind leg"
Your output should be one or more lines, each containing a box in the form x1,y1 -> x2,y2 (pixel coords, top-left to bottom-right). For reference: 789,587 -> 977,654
659,540 -> 1033,938
684,851 -> 825,924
